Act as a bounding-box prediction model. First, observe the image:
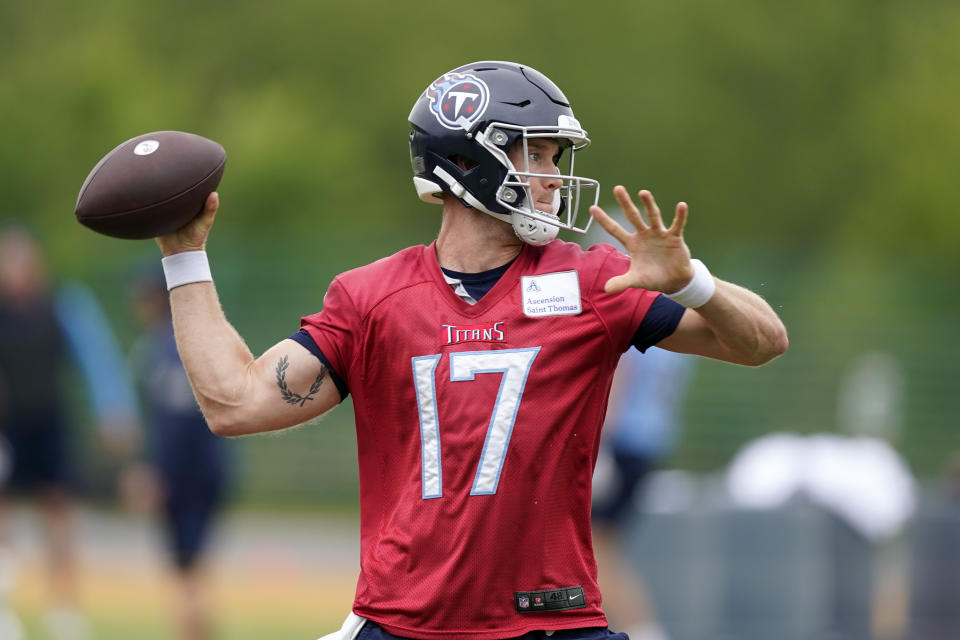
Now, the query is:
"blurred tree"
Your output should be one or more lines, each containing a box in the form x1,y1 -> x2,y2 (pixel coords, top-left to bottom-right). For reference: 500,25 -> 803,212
2,0 -> 957,500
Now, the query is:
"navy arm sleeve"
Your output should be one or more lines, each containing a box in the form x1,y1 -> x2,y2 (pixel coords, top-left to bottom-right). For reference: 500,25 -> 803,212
288,329 -> 350,402
631,295 -> 686,352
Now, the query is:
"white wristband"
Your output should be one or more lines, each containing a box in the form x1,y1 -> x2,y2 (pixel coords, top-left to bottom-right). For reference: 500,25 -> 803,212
162,250 -> 212,290
664,259 -> 716,308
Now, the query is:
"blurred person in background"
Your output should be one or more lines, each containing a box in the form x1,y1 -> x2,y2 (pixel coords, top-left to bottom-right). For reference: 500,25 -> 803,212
0,225 -> 139,640
150,60 -> 787,640
123,270 -> 230,640
592,347 -> 696,640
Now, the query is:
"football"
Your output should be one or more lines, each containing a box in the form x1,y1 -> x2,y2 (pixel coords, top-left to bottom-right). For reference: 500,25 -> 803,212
75,130 -> 226,239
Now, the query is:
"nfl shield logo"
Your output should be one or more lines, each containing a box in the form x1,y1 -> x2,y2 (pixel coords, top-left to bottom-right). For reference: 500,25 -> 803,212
518,596 -> 529,609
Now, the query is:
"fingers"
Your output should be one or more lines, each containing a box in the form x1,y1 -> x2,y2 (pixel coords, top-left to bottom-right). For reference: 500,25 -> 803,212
616,186 -> 689,236
589,203 -> 631,244
155,191 -> 220,255
205,191 -> 220,213
636,189 -> 666,229
610,186 -> 673,232
670,201 -> 688,235
197,191 -> 219,226
603,273 -> 632,295
613,185 -> 648,232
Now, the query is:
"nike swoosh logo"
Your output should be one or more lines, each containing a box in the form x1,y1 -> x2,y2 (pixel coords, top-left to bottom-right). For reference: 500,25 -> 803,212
569,594 -> 582,600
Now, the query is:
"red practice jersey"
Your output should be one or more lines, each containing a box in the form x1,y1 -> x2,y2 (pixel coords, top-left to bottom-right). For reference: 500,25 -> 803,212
300,240 -> 662,639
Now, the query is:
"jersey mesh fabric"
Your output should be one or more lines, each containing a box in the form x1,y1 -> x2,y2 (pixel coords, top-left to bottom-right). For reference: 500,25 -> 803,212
301,241 -> 660,639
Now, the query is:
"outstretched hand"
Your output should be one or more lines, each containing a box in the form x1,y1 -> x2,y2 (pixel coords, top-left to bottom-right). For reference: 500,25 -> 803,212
589,186 -> 695,295
155,191 -> 219,257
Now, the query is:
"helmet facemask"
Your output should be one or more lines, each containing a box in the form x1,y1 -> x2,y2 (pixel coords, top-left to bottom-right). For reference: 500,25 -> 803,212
474,119 -> 599,245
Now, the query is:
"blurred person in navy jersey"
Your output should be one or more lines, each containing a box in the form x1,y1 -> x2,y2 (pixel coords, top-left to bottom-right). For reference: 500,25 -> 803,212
124,271 -> 230,640
0,224 -> 139,640
591,346 -> 696,640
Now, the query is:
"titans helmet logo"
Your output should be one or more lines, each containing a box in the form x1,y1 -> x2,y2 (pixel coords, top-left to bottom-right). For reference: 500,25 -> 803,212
426,72 -> 489,131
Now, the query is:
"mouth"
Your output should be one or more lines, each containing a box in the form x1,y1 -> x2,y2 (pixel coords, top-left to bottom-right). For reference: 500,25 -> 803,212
535,201 -> 556,215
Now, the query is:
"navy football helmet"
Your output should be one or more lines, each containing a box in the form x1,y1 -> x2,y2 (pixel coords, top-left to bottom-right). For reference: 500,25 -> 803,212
409,61 -> 599,245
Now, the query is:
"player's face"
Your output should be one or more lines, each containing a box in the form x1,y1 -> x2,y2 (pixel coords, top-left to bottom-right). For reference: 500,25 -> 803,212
508,138 -> 563,214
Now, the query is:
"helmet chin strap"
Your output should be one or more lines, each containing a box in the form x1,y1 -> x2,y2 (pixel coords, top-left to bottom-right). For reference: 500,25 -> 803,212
506,189 -> 563,246
431,166 -> 561,246
508,211 -> 559,246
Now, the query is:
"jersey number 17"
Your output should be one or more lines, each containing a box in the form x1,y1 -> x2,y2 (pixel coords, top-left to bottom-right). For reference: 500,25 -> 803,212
411,347 -> 540,499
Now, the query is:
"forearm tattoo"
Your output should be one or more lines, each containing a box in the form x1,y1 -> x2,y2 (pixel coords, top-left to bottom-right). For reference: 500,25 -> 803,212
275,355 -> 326,407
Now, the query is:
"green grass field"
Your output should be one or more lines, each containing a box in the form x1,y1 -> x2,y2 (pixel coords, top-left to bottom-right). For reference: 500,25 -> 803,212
7,507 -> 358,640
13,564 -> 353,639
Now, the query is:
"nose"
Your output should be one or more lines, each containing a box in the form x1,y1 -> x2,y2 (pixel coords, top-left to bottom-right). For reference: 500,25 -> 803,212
530,166 -> 562,214
539,164 -> 562,191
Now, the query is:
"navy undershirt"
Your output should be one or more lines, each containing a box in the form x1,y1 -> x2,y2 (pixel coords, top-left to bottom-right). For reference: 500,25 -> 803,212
291,262 -> 686,401
441,261 -> 514,302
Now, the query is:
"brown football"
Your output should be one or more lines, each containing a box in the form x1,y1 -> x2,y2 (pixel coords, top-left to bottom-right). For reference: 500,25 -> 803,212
75,131 -> 226,239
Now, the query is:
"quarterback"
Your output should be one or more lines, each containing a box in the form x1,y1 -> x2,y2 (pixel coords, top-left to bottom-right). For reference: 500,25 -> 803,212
155,61 -> 787,640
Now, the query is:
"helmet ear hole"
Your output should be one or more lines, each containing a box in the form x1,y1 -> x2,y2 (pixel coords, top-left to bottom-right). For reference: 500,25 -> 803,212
452,155 -> 479,171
